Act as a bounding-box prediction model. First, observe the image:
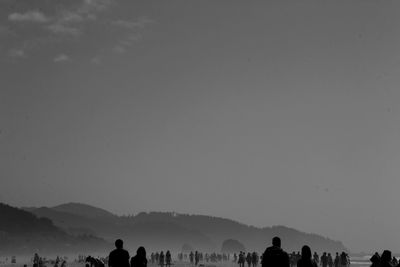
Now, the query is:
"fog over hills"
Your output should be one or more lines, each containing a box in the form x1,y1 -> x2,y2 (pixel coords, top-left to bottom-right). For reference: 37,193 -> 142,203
24,203 -> 348,254
0,203 -> 109,254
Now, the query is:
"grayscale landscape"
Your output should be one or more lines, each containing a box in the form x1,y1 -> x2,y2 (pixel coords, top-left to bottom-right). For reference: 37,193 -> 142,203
1,1 -> 400,267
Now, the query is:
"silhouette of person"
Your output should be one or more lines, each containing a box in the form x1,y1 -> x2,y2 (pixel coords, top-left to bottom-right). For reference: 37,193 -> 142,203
252,252 -> 259,267
33,253 -> 40,267
380,251 -> 392,267
159,252 -> 164,267
166,251 -> 172,267
189,252 -> 194,264
327,253 -> 333,267
108,239 -> 130,267
239,252 -> 245,267
296,246 -> 317,267
339,252 -> 348,267
334,253 -> 340,267
130,247 -> 147,267
321,252 -> 328,267
246,253 -> 252,267
195,251 -> 199,266
261,237 -> 290,267
392,257 -> 398,266
369,253 -> 380,267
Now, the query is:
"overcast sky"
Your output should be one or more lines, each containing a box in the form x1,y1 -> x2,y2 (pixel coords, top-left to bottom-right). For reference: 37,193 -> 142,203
1,0 -> 400,253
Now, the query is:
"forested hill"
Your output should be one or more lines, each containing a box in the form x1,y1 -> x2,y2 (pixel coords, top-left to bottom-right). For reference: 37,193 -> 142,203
25,203 -> 348,253
0,203 -> 109,254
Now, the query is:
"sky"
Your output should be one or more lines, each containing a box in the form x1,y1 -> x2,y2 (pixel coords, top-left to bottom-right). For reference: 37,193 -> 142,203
1,0 -> 400,253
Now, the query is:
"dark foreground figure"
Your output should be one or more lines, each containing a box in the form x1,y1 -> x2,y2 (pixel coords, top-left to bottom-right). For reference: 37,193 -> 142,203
261,237 -> 290,267
296,246 -> 317,267
130,247 -> 147,267
108,239 -> 130,267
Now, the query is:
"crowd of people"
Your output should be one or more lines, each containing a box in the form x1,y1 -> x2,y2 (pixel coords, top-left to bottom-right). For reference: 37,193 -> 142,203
236,251 -> 259,267
26,237 -> 400,267
104,237 -> 400,267
288,251 -> 350,267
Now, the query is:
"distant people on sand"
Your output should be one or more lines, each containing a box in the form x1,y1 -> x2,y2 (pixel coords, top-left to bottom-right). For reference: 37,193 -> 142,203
339,252 -> 349,267
327,253 -> 333,267
261,236 -> 290,267
252,252 -> 259,267
33,253 -> 40,267
321,252 -> 328,267
296,246 -> 317,267
334,253 -> 340,267
246,253 -> 252,267
130,247 -> 147,267
108,239 -> 130,267
165,251 -> 171,267
195,251 -> 200,266
86,256 -> 105,267
238,252 -> 245,267
313,253 -> 319,266
189,252 -> 194,265
159,252 -> 164,267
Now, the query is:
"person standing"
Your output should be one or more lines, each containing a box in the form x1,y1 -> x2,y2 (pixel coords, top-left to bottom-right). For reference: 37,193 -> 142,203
166,251 -> 172,267
130,247 -> 147,267
296,246 -> 317,267
109,239 -> 130,267
261,237 -> 290,267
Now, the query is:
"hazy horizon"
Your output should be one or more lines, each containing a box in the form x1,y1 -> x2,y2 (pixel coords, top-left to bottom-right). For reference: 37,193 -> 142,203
2,0 -> 400,253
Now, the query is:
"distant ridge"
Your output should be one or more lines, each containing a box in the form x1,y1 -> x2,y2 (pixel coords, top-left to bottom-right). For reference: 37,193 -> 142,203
52,202 -> 116,219
26,202 -> 349,253
0,203 -> 109,254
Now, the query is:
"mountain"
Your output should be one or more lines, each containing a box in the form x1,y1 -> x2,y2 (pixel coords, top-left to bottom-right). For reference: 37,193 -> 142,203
52,203 -> 116,219
122,212 -> 347,253
26,203 -> 348,253
0,203 -> 110,254
23,207 -> 214,251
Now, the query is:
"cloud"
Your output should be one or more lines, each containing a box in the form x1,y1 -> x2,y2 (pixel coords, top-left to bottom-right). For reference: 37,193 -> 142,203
8,10 -> 49,23
45,1 -> 110,37
8,49 -> 25,58
119,34 -> 142,46
47,24 -> 81,36
79,0 -> 113,14
54,54 -> 70,62
58,11 -> 85,24
110,17 -> 153,54
111,17 -> 154,29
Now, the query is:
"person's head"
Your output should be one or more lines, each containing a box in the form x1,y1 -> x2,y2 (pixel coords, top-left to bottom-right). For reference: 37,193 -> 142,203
272,236 -> 281,248
370,254 -> 380,264
137,247 -> 146,258
381,250 -> 392,262
301,246 -> 312,260
115,239 -> 123,249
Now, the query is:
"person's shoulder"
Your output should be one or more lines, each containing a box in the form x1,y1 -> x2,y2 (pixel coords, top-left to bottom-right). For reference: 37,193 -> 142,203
264,246 -> 274,253
282,251 -> 289,257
